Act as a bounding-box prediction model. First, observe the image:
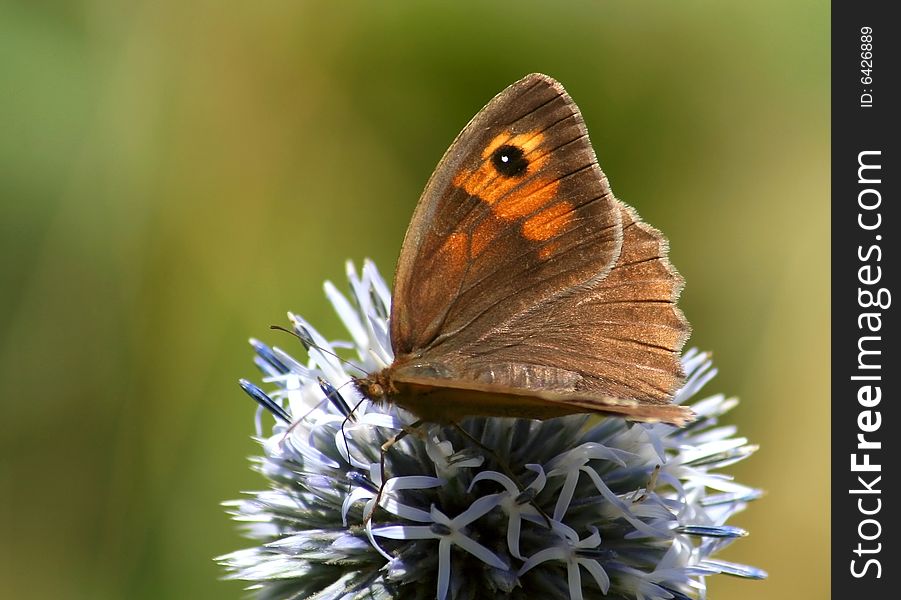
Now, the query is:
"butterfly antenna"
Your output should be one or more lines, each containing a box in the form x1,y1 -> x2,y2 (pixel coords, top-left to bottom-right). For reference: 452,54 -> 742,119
270,324 -> 368,375
316,377 -> 376,469
272,377 -> 364,447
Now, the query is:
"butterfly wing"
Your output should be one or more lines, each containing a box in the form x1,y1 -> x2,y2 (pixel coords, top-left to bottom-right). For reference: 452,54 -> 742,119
411,202 -> 691,404
389,74 -> 691,423
391,74 -> 622,355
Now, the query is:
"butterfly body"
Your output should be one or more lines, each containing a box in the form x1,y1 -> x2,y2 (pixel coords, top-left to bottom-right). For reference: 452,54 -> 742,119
358,368 -> 664,423
357,74 -> 693,426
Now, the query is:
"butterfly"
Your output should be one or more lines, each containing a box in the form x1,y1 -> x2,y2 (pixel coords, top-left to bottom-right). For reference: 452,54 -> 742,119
355,73 -> 693,426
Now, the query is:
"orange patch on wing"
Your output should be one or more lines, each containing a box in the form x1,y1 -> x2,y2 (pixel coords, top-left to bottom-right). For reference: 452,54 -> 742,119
538,241 -> 561,260
470,214 -> 502,257
492,177 -> 560,221
522,201 -> 573,241
448,129 -> 568,257
480,131 -> 514,159
452,130 -> 550,206
479,131 -> 546,159
452,165 -> 493,199
437,232 -> 469,266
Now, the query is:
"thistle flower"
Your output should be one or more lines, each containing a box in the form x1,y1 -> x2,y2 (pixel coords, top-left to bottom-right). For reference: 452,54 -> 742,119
219,260 -> 766,600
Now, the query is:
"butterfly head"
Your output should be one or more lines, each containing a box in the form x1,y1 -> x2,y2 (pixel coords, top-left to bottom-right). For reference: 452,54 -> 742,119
354,369 -> 395,403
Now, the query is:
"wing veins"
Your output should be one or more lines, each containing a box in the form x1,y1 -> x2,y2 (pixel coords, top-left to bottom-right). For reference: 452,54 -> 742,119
452,195 -> 612,310
425,223 -> 619,351
414,135 -> 603,349
430,113 -> 583,251
457,161 -> 599,260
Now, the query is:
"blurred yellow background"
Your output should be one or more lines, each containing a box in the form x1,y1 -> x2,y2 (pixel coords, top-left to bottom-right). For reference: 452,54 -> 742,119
0,1 -> 828,598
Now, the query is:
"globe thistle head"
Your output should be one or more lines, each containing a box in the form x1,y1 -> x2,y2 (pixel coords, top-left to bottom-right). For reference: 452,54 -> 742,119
219,260 -> 765,600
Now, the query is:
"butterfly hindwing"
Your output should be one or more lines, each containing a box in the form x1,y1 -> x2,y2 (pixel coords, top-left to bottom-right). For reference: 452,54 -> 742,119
413,203 -> 690,403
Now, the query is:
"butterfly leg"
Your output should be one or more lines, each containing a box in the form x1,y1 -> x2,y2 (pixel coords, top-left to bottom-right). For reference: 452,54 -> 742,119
631,464 -> 661,504
449,421 -> 553,528
337,396 -> 369,466
364,418 -> 425,524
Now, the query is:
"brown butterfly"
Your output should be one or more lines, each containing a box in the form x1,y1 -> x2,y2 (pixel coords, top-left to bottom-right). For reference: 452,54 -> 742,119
355,73 -> 693,426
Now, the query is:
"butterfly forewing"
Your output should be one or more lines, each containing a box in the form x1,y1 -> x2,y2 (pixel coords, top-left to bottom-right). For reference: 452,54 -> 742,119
390,74 -> 622,355
384,73 -> 692,425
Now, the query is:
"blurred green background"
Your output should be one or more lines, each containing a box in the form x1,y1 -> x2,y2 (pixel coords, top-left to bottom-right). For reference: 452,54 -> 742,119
0,1 -> 828,598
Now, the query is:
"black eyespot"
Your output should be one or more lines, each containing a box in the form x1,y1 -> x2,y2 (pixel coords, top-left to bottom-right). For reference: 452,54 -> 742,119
491,144 -> 529,178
